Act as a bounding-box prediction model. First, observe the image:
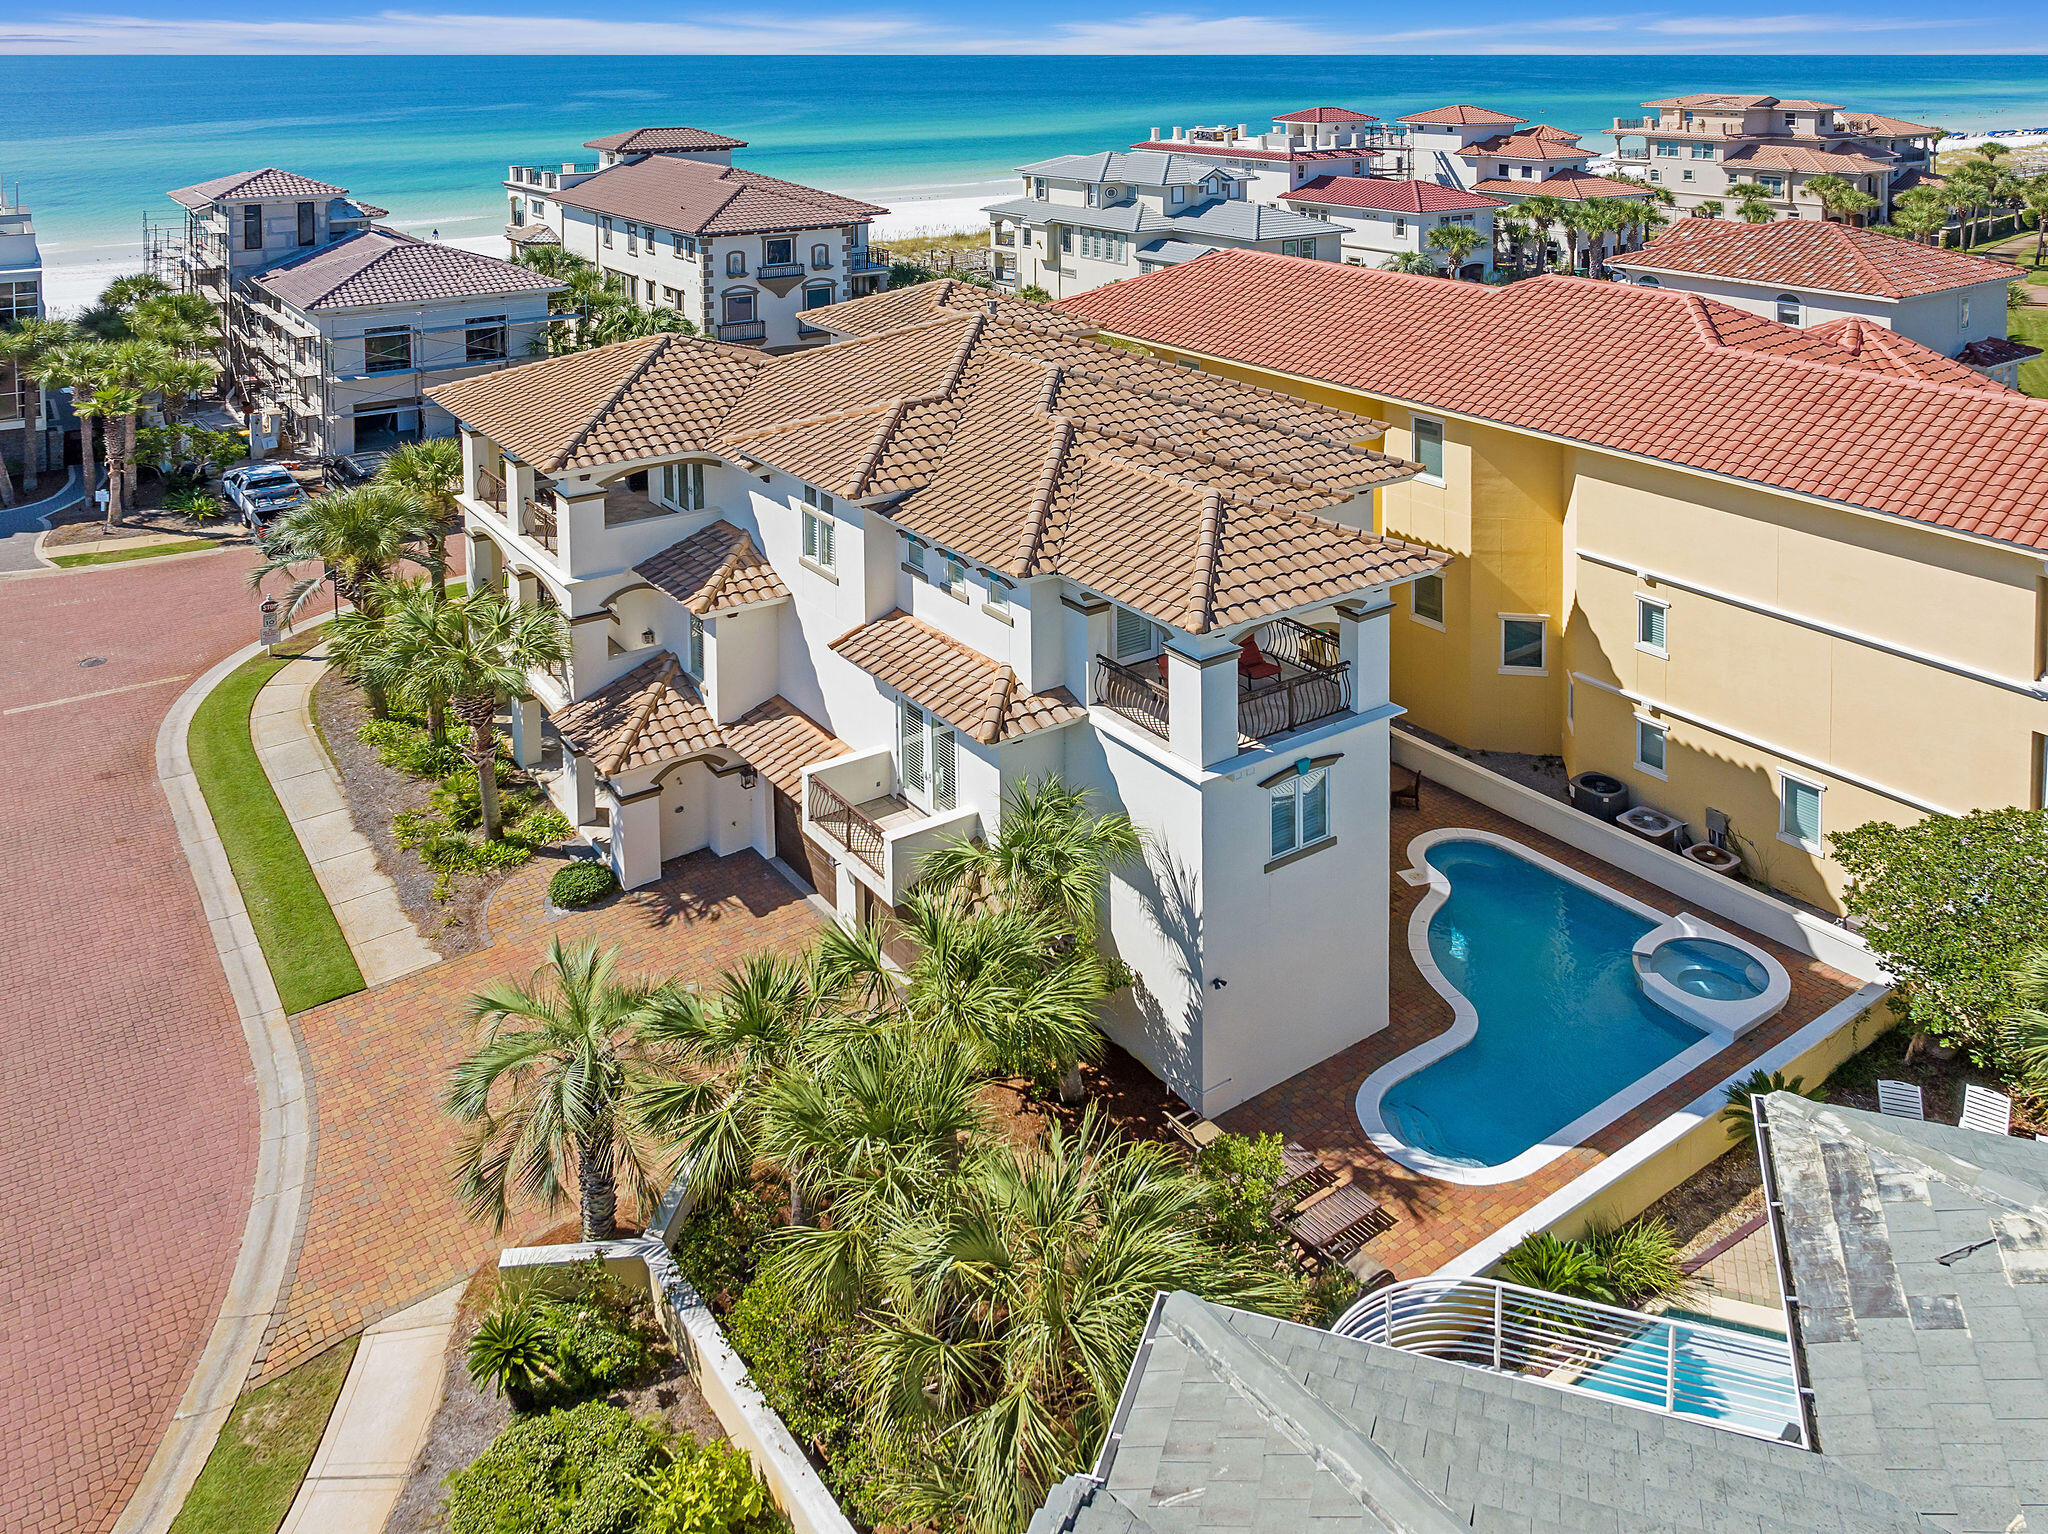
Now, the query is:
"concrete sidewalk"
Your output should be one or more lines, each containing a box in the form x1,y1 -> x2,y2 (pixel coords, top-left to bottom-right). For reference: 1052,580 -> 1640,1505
253,645 -> 439,986
278,1283 -> 464,1534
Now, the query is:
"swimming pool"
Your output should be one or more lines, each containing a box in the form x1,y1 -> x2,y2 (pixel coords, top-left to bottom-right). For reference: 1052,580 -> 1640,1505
1356,831 -> 1788,1185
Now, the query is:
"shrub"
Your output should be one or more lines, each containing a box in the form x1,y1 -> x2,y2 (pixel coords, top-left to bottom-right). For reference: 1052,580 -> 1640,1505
1196,1132 -> 1286,1248
358,717 -> 464,779
670,1185 -> 776,1309
1583,1218 -> 1697,1309
1499,1231 -> 1611,1303
638,1440 -> 784,1534
540,1295 -> 649,1399
1721,1068 -> 1824,1141
166,481 -> 221,517
513,807 -> 575,849
467,1293 -> 554,1411
551,861 -> 620,909
444,1400 -> 664,1534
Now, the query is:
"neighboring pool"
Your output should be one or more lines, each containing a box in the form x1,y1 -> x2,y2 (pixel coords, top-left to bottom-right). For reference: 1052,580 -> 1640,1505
1571,1308 -> 1801,1441
1358,833 -> 1731,1184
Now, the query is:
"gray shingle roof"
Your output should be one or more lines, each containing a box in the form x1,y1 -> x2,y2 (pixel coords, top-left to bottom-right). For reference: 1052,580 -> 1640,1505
981,197 -> 1335,245
1030,1291 -> 1928,1534
1015,151 -> 1251,187
1759,1092 -> 2048,1532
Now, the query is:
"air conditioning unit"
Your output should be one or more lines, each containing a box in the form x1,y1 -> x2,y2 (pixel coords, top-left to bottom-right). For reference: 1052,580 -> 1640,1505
1617,804 -> 1687,851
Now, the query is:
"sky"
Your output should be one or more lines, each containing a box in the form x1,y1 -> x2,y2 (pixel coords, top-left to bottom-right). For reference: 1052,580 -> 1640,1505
2,6 -> 2040,55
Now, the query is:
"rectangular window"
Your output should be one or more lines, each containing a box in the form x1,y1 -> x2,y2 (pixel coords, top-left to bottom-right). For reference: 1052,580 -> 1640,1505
674,233 -> 687,258
681,462 -> 704,510
802,486 -> 835,570
803,284 -> 834,311
986,576 -> 1010,613
1500,616 -> 1546,673
930,724 -> 957,811
1961,296 -> 1972,327
727,250 -> 746,276
1172,186 -> 1186,205
626,224 -> 639,255
1393,217 -> 1408,238
764,237 -> 794,267
662,285 -> 683,307
812,243 -> 831,269
1780,774 -> 1823,849
1635,595 -> 1668,657
1635,717 -> 1668,778
944,555 -> 969,599
1269,768 -> 1330,860
363,326 -> 411,373
242,204 -> 262,251
686,614 -> 705,679
1115,606 -> 1158,661
1412,416 -> 1444,482
601,217 -> 614,248
465,315 -> 508,363
296,201 -> 316,246
1411,573 -> 1444,627
722,289 -> 755,324
904,536 -> 927,580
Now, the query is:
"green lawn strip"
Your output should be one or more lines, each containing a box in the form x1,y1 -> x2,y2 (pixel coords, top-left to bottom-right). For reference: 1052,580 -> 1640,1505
2011,305 -> 2048,399
51,537 -> 225,568
168,1337 -> 359,1534
188,648 -> 365,1012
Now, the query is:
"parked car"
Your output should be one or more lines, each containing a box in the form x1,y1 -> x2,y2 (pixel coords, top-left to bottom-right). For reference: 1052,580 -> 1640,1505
325,450 -> 392,488
222,464 -> 307,530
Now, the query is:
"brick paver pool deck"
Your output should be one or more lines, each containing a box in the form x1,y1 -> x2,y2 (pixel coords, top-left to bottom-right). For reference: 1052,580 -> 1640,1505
1218,783 -> 1868,1278
253,849 -> 824,1382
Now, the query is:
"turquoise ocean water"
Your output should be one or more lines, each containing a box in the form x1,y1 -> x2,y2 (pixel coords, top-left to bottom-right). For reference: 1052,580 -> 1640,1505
2,54 -> 2046,289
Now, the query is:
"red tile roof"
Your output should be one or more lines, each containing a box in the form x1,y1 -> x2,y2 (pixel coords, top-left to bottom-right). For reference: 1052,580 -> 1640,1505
1283,177 -> 1506,214
583,126 -> 748,153
1398,105 -> 1526,127
251,229 -> 564,311
1472,169 -> 1651,201
1723,141 -> 1895,174
1276,107 -> 1377,124
1836,111 -> 1944,138
1611,217 -> 2024,300
1801,316 -> 2001,389
1645,94 -> 1842,111
1458,129 -> 1587,162
554,154 -> 886,236
1060,247 -> 2048,552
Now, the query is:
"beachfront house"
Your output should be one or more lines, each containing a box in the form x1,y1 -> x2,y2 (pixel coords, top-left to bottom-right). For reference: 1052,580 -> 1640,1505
985,149 -> 1341,298
164,169 -> 560,455
427,278 -> 1444,1118
1608,217 -> 2040,388
502,127 -> 890,349
0,190 -> 48,492
1279,178 -> 1505,276
1067,247 -> 2048,915
1128,108 -> 1410,201
1607,93 -> 1944,222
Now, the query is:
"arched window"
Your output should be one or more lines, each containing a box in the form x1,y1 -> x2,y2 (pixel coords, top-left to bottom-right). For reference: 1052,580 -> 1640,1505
1775,293 -> 1803,326
1638,275 -> 1660,287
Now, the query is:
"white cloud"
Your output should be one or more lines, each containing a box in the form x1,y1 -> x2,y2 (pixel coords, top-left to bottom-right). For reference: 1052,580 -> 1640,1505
1641,9 -> 1971,30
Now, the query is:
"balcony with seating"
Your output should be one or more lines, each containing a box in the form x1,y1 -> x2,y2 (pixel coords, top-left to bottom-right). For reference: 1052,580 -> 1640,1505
1093,616 -> 1354,749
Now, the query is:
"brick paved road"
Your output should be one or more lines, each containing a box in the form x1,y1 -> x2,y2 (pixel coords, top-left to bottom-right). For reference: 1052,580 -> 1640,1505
255,849 -> 823,1382
0,550 -> 268,1534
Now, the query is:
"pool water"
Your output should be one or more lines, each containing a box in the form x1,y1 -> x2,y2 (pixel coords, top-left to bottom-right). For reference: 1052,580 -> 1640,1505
1643,937 -> 1769,1001
1379,840 -> 1706,1170
1570,1310 -> 1800,1441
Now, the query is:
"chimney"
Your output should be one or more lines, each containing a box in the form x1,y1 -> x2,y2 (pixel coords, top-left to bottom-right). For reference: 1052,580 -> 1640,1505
562,162 -> 578,174
1172,126 -> 1183,139
1150,127 -> 1162,141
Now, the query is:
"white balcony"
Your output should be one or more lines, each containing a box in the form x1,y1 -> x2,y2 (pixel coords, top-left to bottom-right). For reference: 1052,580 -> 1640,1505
802,747 -> 979,906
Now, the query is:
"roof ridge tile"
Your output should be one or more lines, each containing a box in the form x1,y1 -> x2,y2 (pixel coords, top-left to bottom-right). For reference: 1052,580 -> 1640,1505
547,334 -> 673,473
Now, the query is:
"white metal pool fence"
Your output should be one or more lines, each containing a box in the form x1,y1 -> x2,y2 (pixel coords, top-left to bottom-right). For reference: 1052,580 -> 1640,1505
1333,1275 -> 1807,1446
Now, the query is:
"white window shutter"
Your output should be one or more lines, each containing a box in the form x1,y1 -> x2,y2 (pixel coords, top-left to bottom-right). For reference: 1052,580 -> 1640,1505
931,727 -> 957,811
899,700 -> 925,793
688,615 -> 704,678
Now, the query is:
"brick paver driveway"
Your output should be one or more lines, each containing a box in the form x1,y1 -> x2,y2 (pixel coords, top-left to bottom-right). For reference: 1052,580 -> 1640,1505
256,849 -> 823,1382
0,548 -> 267,1534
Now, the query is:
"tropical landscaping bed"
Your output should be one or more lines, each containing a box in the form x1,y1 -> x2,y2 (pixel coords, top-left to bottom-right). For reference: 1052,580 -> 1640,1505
311,667 -> 572,957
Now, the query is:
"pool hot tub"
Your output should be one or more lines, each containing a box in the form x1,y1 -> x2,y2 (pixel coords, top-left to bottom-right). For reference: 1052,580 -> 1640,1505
1632,916 -> 1788,1038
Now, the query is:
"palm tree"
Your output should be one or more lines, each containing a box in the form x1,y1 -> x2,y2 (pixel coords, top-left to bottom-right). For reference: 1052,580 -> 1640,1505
1425,221 -> 1484,278
2025,174 -> 2048,266
250,481 -> 437,624
376,438 -> 464,595
1379,250 -> 1438,275
348,584 -> 567,837
1495,213 -> 1532,272
1696,199 -> 1727,220
29,338 -> 114,524
1892,187 -> 1951,245
825,1109 -> 1300,1534
1806,173 -> 1878,225
918,776 -> 1140,931
0,317 -> 75,499
1516,194 -> 1569,274
2004,945 -> 2048,1080
1733,185 -> 1778,225
446,938 -> 677,1241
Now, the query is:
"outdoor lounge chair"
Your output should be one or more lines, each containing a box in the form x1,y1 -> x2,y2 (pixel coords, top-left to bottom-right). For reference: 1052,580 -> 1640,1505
1237,633 -> 1282,684
1272,1141 -> 1338,1213
1876,1079 -> 1926,1120
1282,1182 -> 1395,1262
1163,1097 -> 1224,1153
1960,1084 -> 2013,1135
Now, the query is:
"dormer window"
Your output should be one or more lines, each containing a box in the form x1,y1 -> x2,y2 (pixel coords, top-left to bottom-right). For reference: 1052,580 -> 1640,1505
1775,293 -> 1803,326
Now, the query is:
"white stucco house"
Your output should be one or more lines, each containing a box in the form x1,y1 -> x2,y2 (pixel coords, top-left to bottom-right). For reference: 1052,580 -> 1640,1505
1126,108 -> 1408,203
1608,218 -> 2039,388
986,150 -> 1342,298
1280,178 -> 1505,276
0,191 -> 48,489
503,126 -> 890,349
428,278 -> 1447,1117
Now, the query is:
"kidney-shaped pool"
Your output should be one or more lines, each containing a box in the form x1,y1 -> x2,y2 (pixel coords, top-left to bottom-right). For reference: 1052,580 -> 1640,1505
1356,831 -> 1786,1185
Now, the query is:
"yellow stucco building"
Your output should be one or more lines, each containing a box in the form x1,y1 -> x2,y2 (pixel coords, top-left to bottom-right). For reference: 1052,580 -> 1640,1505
1070,248 -> 2048,911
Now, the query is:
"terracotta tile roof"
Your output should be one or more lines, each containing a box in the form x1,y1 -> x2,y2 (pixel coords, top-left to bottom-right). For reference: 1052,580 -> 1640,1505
1458,129 -> 1586,161
1959,335 -> 2044,367
806,278 -> 1096,340
1836,111 -> 1944,137
554,154 -> 885,236
582,126 -> 748,153
1398,105 -> 1526,127
1611,216 -> 2021,299
251,230 -> 564,312
634,520 -> 790,614
551,652 -> 724,775
1473,169 -> 1652,202
1276,107 -> 1377,124
1643,93 -> 1841,110
1060,246 -> 2048,552
720,697 -> 844,800
1800,316 -> 2004,390
1283,177 -> 1505,214
1723,141 -> 1895,174
168,168 -> 348,209
831,610 -> 1085,745
426,333 -> 773,474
